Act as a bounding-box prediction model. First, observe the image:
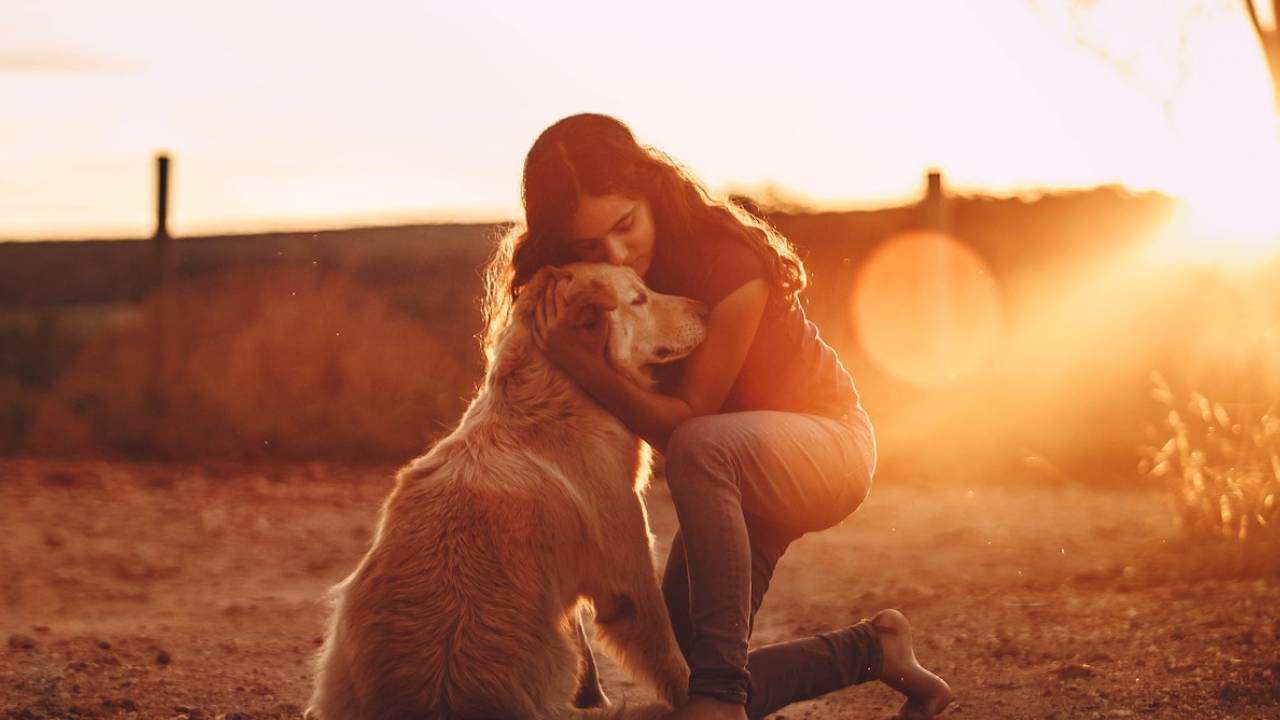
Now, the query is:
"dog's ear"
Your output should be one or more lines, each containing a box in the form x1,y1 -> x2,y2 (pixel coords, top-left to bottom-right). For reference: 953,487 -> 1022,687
603,298 -> 632,372
564,279 -> 618,331
516,266 -> 573,326
557,278 -> 630,371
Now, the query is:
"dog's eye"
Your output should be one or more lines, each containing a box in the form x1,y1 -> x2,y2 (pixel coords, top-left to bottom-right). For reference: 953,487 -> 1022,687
631,294 -> 648,306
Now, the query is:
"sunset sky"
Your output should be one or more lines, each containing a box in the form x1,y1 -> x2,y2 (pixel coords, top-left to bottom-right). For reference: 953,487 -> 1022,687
2,0 -> 1278,240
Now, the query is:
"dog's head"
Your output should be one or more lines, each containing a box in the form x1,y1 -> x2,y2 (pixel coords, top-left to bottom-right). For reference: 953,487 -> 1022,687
519,263 -> 707,386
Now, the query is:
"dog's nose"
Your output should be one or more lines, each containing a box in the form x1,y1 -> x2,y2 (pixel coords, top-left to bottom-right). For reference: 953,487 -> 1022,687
654,346 -> 673,359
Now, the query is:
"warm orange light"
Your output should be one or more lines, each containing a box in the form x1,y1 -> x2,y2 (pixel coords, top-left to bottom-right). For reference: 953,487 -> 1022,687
852,231 -> 1003,388
2,2 -> 1276,238
1145,188 -> 1280,269
1136,2 -> 1280,268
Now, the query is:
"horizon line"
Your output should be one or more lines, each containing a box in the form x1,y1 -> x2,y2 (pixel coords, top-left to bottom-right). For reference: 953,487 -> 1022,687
0,181 -> 1170,244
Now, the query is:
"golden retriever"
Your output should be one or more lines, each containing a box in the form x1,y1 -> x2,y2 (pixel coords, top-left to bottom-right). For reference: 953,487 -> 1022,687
307,262 -> 706,719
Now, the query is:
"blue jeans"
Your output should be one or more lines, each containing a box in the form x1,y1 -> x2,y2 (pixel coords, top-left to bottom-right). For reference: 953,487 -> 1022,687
660,409 -> 881,718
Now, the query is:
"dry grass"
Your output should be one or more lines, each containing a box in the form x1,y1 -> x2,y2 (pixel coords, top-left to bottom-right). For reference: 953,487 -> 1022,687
21,266 -> 476,461
1143,371 -> 1279,548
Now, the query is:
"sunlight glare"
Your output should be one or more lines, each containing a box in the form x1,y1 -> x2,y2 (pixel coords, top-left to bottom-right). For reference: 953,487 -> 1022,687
1142,3 -> 1280,268
852,231 -> 1003,388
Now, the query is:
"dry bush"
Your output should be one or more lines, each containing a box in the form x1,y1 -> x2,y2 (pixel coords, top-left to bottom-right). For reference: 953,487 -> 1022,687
1142,372 -> 1279,548
25,266 -> 476,461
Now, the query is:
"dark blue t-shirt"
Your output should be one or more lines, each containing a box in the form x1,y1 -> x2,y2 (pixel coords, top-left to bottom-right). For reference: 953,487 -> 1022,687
645,228 -> 861,420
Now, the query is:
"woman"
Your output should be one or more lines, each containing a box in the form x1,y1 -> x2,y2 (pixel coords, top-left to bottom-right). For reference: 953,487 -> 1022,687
482,113 -> 951,720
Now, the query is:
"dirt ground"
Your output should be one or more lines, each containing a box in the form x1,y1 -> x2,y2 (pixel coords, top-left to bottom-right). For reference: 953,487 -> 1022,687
1,458 -> 1277,720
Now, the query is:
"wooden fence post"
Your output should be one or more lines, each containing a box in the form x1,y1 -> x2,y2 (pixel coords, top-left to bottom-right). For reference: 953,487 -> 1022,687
921,168 -> 949,233
149,154 -> 173,418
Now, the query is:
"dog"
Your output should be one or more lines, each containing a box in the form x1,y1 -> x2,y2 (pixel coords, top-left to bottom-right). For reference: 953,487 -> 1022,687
307,262 -> 706,719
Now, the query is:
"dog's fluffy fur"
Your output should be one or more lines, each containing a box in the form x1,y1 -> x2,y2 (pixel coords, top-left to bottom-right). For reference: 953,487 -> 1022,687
307,263 -> 705,719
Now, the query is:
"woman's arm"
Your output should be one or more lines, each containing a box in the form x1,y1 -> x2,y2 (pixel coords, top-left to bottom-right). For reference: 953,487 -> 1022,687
539,278 -> 769,451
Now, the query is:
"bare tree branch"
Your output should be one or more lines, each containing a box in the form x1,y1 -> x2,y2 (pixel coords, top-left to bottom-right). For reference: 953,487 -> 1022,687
1249,0 -> 1280,111
1033,0 -> 1280,118
1243,0 -> 1280,112
1244,0 -> 1264,36
1026,0 -> 1202,119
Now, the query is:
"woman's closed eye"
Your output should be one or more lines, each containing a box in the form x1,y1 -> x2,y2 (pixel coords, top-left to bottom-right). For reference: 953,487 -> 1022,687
572,240 -> 602,259
631,293 -> 648,306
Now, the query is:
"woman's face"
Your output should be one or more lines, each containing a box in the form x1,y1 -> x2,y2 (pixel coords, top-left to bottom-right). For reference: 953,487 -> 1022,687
564,193 -> 656,278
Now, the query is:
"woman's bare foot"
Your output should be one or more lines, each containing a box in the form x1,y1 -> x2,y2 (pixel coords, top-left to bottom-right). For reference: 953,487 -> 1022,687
872,609 -> 953,719
660,695 -> 747,720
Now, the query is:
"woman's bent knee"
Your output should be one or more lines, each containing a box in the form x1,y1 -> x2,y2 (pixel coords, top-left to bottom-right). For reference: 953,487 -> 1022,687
664,416 -> 740,492
668,415 -> 728,456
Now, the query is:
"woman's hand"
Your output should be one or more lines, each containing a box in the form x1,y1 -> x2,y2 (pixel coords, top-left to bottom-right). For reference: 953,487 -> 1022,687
532,276 -> 618,381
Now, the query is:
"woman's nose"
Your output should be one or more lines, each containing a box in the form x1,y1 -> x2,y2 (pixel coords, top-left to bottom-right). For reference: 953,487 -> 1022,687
604,237 -> 628,265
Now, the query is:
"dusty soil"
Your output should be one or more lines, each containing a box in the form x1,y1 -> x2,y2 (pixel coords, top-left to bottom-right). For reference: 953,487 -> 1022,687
1,458 -> 1277,720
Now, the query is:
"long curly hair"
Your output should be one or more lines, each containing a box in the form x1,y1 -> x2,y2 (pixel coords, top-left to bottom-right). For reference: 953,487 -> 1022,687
481,113 -> 805,365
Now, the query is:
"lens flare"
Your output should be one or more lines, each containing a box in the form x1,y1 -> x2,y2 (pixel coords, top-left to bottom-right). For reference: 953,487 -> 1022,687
851,231 -> 1003,388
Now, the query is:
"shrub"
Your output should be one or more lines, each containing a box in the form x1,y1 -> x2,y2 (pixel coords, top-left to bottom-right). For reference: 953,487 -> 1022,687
1142,372 -> 1278,546
25,266 -> 477,461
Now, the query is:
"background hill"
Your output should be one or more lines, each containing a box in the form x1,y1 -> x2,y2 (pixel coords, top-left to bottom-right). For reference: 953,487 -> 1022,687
3,187 -> 1275,488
